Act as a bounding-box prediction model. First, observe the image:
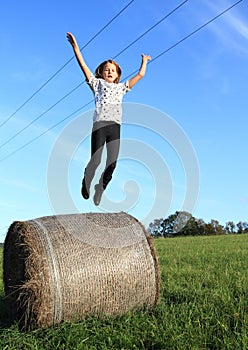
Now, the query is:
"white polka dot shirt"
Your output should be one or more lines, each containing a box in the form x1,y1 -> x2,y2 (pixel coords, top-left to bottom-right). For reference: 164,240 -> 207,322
87,74 -> 130,124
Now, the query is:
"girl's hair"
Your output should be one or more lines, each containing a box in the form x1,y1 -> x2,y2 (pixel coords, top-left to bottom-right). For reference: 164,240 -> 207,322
95,60 -> 122,83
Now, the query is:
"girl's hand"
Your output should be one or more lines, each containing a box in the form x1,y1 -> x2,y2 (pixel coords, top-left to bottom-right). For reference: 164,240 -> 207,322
142,54 -> 152,62
67,32 -> 77,47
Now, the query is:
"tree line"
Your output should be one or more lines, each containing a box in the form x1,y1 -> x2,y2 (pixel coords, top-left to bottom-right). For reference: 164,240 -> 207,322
147,211 -> 248,238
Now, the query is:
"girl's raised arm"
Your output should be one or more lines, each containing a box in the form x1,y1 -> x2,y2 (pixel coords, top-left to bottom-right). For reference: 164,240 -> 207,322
67,32 -> 92,82
128,54 -> 151,89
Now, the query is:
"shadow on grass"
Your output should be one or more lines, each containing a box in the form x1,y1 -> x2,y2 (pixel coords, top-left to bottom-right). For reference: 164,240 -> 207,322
0,293 -> 13,328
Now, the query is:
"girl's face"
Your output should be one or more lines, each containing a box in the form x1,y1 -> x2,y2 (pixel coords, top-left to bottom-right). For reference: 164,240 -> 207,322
102,62 -> 119,83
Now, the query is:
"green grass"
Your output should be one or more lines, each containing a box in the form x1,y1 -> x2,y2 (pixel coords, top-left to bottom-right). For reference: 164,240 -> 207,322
1,235 -> 248,349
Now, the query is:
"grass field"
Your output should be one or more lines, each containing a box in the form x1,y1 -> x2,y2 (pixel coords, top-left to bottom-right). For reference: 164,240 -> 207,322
1,235 -> 248,349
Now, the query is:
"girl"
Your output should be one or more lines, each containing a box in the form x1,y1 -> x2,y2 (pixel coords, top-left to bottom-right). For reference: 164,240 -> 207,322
67,32 -> 151,206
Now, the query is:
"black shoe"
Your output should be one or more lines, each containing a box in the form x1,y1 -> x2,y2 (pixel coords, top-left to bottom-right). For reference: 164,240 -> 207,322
81,178 -> 89,199
93,184 -> 104,206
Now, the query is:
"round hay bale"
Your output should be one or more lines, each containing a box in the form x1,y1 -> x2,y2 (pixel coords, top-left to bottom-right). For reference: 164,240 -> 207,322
3,212 -> 160,330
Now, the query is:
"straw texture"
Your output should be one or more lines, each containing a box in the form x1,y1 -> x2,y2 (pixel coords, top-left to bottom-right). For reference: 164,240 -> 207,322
3,212 -> 160,330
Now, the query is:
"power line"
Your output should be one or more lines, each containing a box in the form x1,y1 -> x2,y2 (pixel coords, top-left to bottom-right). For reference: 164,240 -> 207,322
113,0 -> 189,60
0,0 -> 189,150
0,100 -> 94,163
151,0 -> 244,64
0,82 -> 84,149
125,0 -> 244,79
0,0 -> 243,162
0,0 -> 135,129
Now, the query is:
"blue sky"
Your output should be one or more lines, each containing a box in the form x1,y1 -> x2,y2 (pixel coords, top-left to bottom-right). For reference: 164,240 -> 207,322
0,0 -> 248,242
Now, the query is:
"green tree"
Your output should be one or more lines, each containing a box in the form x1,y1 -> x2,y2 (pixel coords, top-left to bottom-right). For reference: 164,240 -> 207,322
161,211 -> 194,237
148,213 -> 248,238
196,218 -> 207,235
147,218 -> 163,237
236,221 -> 248,234
160,212 -> 178,237
225,221 -> 236,234
180,216 -> 202,236
209,219 -> 226,235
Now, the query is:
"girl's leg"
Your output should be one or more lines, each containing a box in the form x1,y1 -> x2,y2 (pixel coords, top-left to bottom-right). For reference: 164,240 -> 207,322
103,123 -> 120,189
94,123 -> 120,205
82,122 -> 107,198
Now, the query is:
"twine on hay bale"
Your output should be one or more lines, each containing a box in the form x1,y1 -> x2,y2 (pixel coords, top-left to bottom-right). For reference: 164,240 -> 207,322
3,212 -> 160,330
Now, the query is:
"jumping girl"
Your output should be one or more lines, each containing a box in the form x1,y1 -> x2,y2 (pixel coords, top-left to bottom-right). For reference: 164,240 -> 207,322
67,32 -> 151,206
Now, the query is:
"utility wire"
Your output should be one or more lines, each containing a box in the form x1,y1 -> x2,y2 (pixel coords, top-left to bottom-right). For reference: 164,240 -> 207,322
0,0 -> 135,129
0,82 -> 84,149
151,0 -> 244,65
0,0 -> 243,162
125,0 -> 244,79
113,0 -> 189,59
0,100 -> 94,163
0,0 -> 189,150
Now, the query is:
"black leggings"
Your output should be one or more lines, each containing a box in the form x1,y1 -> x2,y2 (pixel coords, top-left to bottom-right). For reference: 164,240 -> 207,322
84,121 -> 120,190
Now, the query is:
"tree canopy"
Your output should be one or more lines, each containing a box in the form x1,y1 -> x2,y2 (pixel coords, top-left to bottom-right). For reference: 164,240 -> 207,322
148,211 -> 248,238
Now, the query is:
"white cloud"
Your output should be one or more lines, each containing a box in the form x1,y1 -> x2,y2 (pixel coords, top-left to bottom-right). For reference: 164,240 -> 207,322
226,11 -> 248,39
206,1 -> 248,55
